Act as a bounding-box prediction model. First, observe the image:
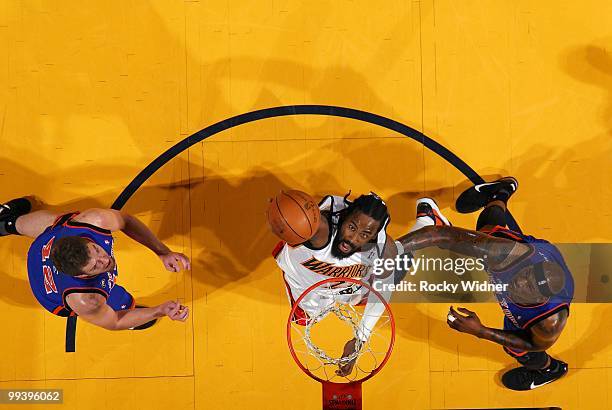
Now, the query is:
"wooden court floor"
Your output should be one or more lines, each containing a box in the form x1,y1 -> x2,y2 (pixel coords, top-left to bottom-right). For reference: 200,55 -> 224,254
0,1 -> 611,409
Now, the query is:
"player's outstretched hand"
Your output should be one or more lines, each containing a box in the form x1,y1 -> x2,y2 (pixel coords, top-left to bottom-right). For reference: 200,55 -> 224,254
159,252 -> 191,272
335,338 -> 359,377
446,306 -> 484,337
157,300 -> 189,321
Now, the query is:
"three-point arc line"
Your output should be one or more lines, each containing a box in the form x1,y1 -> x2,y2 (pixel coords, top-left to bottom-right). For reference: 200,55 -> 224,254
65,104 -> 522,352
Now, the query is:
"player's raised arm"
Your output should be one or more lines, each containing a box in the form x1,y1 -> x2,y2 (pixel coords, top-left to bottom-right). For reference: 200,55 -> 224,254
74,209 -> 190,272
337,235 -> 398,376
66,293 -> 189,330
397,225 -> 530,271
358,235 -> 398,337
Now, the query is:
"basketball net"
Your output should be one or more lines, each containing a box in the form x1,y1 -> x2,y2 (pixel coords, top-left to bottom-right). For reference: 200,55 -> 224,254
287,277 -> 395,410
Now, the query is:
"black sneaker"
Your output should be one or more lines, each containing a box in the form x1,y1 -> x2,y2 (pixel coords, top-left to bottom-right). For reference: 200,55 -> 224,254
0,198 -> 32,221
455,177 -> 518,214
501,359 -> 568,391
0,198 -> 32,235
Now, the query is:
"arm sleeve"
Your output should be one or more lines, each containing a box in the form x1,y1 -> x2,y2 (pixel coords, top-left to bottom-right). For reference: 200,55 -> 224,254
356,271 -> 394,342
355,240 -> 402,342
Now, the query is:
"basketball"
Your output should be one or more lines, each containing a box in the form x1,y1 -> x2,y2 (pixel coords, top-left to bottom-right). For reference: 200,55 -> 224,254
267,190 -> 321,245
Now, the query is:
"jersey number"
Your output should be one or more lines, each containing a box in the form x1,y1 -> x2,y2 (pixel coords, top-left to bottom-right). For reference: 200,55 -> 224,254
43,265 -> 58,294
41,237 -> 55,262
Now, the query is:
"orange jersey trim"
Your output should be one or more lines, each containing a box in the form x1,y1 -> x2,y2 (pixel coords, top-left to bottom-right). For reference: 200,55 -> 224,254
504,346 -> 529,357
52,305 -> 65,315
272,241 -> 286,258
521,304 -> 569,330
481,225 -> 524,241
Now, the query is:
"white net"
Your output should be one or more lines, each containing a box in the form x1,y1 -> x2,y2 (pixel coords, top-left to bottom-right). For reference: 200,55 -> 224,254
288,279 -> 394,383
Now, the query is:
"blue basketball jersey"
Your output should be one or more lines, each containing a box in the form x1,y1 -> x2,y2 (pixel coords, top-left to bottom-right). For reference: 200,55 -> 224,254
27,213 -> 134,316
484,226 -> 574,331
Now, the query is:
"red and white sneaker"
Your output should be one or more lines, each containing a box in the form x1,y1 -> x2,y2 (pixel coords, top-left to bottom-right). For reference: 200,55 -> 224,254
409,198 -> 451,232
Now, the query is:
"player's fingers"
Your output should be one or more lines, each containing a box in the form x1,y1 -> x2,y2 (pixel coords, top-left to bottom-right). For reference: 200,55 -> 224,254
175,254 -> 190,270
457,307 -> 475,316
178,306 -> 189,321
171,256 -> 182,271
168,302 -> 181,317
165,300 -> 178,311
450,311 -> 464,325
172,310 -> 185,321
181,255 -> 191,270
452,307 -> 469,318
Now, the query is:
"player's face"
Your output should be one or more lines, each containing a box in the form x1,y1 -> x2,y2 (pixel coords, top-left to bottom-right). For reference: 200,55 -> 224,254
78,243 -> 116,277
507,266 -> 548,304
332,212 -> 381,259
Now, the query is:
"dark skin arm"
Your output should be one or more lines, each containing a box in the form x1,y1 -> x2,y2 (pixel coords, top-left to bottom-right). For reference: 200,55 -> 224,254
306,210 -> 358,376
447,306 -> 568,351
397,225 -> 531,271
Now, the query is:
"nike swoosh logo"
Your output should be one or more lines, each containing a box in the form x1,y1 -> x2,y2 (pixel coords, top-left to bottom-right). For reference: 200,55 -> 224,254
474,182 -> 497,192
530,379 -> 555,389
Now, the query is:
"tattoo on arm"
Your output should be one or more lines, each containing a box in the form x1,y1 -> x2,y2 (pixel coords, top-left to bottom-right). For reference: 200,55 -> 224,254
477,327 -> 537,351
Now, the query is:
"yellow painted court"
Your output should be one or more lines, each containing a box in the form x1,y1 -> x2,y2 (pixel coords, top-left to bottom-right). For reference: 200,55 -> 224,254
1,1 -> 611,409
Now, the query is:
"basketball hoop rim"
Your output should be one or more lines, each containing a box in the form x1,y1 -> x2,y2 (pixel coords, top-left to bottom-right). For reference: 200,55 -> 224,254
286,277 -> 396,384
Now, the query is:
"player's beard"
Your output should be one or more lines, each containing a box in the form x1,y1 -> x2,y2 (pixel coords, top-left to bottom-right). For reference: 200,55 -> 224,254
331,233 -> 357,259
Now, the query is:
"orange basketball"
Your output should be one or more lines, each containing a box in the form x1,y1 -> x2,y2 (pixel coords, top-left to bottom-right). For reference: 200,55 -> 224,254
267,190 -> 321,245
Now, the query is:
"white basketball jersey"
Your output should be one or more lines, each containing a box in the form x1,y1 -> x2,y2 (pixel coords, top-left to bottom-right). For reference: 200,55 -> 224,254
275,195 -> 390,316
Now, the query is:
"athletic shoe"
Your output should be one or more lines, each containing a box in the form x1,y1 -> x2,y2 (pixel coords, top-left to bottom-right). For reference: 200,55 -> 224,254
0,197 -> 32,221
416,197 -> 451,226
501,358 -> 568,391
455,177 -> 519,214
0,198 -> 32,235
